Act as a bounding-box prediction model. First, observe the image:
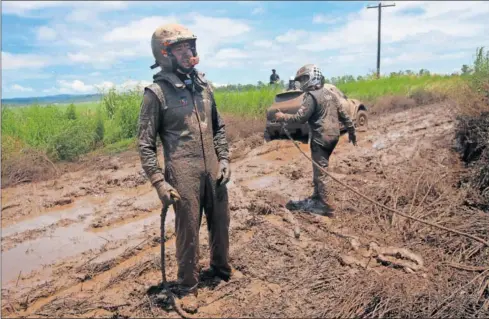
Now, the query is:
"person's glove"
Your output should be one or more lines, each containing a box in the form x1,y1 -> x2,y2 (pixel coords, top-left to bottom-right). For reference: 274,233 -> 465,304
155,181 -> 181,207
274,109 -> 286,122
217,159 -> 231,187
348,131 -> 357,146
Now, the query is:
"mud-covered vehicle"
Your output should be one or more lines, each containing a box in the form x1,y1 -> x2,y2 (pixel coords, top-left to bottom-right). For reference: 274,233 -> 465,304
264,84 -> 368,141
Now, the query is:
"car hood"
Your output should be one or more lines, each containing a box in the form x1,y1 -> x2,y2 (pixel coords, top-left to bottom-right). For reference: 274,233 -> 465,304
266,90 -> 305,121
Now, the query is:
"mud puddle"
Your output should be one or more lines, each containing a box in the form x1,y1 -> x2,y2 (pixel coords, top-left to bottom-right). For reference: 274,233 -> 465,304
1,199 -> 174,284
1,201 -> 93,238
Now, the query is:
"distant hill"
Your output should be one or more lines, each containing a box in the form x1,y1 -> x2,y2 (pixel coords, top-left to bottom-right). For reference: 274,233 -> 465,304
1,93 -> 103,106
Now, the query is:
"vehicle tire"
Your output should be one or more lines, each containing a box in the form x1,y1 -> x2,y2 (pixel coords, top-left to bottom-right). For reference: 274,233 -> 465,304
356,110 -> 368,132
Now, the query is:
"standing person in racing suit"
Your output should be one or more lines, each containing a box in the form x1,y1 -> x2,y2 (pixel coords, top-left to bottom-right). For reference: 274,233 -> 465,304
273,64 -> 357,212
137,23 -> 232,313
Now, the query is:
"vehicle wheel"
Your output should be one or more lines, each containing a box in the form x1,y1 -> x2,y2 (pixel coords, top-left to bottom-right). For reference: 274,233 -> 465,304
356,110 -> 368,132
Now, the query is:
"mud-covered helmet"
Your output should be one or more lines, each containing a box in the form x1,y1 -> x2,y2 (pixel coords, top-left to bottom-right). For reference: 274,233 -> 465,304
150,23 -> 199,74
294,64 -> 324,91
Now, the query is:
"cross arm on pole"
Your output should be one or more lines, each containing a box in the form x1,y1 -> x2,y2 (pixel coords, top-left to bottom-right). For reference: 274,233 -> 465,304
367,3 -> 396,9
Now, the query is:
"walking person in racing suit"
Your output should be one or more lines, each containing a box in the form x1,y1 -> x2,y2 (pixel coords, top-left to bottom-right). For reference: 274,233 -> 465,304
273,64 -> 357,212
137,23 -> 232,313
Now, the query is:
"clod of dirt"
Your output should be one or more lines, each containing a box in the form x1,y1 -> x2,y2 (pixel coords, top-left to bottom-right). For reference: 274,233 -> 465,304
108,158 -> 121,170
372,95 -> 416,115
247,190 -> 289,215
43,197 -> 73,208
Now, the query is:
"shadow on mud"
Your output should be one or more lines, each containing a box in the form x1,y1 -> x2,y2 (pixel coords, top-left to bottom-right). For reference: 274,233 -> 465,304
286,198 -> 336,218
146,269 -> 226,311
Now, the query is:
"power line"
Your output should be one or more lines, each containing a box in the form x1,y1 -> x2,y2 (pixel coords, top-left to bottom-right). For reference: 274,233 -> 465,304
367,2 -> 396,79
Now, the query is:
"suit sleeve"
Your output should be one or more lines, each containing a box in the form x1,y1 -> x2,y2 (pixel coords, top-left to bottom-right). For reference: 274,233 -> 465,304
210,88 -> 230,162
137,89 -> 165,185
278,93 -> 315,124
335,95 -> 355,133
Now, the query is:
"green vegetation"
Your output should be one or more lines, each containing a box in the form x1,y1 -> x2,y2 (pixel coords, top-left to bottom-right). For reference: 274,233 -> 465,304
2,47 -> 487,165
214,85 -> 283,117
337,74 -> 463,102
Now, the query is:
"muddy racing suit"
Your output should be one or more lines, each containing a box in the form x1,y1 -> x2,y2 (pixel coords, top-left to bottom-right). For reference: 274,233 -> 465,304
277,86 -> 355,203
138,70 -> 231,288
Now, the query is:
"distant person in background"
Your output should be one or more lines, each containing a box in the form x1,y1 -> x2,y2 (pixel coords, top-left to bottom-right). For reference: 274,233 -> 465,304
270,69 -> 280,84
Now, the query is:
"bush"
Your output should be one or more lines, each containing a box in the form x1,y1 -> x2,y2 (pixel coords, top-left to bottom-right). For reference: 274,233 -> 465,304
94,107 -> 105,145
47,120 -> 97,161
66,103 -> 77,120
101,87 -> 142,140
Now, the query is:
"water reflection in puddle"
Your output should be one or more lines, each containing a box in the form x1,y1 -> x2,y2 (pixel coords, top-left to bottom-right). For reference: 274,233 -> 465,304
1,200 -> 175,283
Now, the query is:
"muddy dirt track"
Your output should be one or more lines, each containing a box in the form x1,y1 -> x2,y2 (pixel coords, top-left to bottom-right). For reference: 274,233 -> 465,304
2,102 -> 489,318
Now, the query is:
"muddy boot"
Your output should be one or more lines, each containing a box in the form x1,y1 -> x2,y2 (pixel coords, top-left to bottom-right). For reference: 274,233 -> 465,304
172,285 -> 199,314
317,179 -> 336,217
310,182 -> 320,201
201,265 -> 232,282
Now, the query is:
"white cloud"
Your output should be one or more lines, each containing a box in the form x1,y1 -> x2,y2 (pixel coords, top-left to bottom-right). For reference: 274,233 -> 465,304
103,16 -> 178,43
37,26 -> 57,41
11,84 -> 34,92
50,79 -> 151,94
57,80 -> 94,93
214,48 -> 249,60
66,2 -> 128,22
275,30 -> 308,43
207,48 -> 249,68
118,79 -> 152,91
43,87 -> 58,94
383,51 -> 469,66
252,7 -> 265,15
297,1 -> 489,53
2,1 -> 65,16
4,1 -> 488,94
68,38 -> 94,48
253,40 -> 274,48
66,49 -> 140,68
2,51 -> 54,70
189,14 -> 251,40
67,52 -> 92,63
94,81 -> 116,91
312,14 -> 342,25
100,13 -> 252,66
3,1 -> 129,16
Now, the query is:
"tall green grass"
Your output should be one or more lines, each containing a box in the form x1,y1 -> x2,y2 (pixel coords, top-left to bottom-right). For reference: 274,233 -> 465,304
2,47 -> 486,163
337,74 -> 464,102
214,85 -> 283,117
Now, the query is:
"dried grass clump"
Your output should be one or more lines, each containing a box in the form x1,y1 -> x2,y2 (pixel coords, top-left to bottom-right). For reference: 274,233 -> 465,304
1,148 -> 59,188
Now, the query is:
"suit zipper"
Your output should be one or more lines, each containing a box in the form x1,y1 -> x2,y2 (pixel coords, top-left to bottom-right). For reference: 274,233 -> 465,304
191,92 -> 207,173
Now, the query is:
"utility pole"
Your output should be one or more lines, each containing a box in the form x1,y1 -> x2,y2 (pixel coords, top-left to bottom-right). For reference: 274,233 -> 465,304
367,2 -> 395,79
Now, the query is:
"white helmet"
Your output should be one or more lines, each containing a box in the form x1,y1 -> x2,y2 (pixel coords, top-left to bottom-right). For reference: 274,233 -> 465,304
294,64 -> 324,91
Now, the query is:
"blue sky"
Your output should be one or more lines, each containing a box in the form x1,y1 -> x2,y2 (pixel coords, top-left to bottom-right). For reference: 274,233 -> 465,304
2,1 -> 489,98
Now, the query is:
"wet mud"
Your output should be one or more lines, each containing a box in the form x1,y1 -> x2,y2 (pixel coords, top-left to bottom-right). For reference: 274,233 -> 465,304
2,102 -> 489,318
